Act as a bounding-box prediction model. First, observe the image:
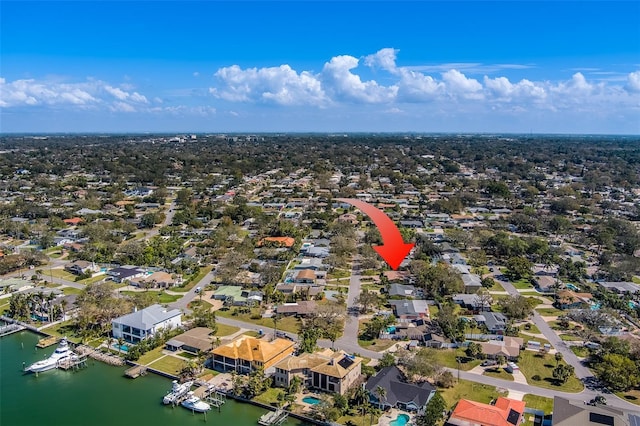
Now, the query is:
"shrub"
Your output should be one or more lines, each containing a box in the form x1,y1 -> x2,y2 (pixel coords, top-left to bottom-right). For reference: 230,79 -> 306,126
532,374 -> 541,381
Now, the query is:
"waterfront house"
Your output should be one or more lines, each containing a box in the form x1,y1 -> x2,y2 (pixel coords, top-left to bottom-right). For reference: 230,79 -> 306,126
446,397 -> 525,426
212,336 -> 295,374
365,366 -> 436,412
111,304 -> 182,344
273,349 -> 362,395
165,327 -> 215,355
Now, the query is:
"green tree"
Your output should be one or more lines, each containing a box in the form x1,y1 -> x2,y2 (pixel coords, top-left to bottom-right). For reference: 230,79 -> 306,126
595,353 -> 640,392
552,364 -> 574,385
504,256 -> 533,281
415,392 -> 446,426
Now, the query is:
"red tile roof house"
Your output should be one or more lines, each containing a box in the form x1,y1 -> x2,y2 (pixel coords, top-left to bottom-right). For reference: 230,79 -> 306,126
446,397 -> 526,426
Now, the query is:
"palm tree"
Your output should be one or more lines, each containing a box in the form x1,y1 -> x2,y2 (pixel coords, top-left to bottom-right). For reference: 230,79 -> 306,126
555,352 -> 563,367
374,385 -> 387,410
272,314 -> 282,341
117,337 -> 125,355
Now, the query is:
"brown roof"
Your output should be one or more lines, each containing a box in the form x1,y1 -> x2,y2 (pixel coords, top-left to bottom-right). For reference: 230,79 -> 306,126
276,300 -> 317,315
212,336 -> 294,363
168,327 -> 215,352
310,350 -> 362,379
480,341 -> 520,357
296,269 -> 316,281
273,348 -> 334,371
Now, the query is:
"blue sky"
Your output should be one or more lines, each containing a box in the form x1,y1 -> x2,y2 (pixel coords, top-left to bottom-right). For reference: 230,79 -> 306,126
1,1 -> 639,134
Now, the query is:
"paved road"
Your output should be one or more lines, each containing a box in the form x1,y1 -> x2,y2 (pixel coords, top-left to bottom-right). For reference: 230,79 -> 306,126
335,257 -> 363,347
494,274 -> 593,379
144,198 -> 177,239
168,268 -> 217,312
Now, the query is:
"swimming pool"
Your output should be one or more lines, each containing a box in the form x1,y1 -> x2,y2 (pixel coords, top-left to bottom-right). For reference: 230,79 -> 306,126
390,414 -> 410,426
565,283 -> 580,291
302,396 -> 321,405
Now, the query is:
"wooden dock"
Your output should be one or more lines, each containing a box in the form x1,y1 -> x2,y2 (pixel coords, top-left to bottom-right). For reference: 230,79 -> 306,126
37,335 -> 59,348
76,345 -> 124,366
57,355 -> 88,371
193,385 -> 226,409
124,364 -> 147,378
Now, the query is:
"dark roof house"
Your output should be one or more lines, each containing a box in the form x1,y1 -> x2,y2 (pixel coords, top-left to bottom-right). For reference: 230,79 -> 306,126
365,366 -> 436,412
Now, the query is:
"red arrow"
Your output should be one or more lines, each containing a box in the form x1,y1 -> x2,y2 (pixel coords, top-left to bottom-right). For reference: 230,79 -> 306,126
336,198 -> 414,270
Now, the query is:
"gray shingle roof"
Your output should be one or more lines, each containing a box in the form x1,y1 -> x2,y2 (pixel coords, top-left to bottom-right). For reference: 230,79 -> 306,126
113,304 -> 181,330
366,366 -> 435,408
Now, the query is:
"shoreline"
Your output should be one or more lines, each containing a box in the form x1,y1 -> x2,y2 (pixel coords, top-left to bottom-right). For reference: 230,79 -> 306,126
6,325 -> 322,426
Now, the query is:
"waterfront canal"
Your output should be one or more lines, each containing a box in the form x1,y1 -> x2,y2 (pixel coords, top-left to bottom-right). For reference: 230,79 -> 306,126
0,330 -> 307,426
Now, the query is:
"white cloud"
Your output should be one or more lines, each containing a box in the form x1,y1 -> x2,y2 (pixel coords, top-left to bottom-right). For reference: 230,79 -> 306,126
442,70 -> 483,99
320,55 -> 397,103
364,48 -> 399,73
625,71 -> 640,93
212,64 -> 327,106
0,78 -> 148,110
483,76 -> 546,102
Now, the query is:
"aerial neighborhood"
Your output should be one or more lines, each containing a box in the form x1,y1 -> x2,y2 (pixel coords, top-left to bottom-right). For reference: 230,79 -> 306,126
1,134 -> 640,425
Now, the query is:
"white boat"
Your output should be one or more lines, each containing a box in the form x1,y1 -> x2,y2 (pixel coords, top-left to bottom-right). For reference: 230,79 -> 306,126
25,337 -> 76,373
181,392 -> 211,412
162,379 -> 194,404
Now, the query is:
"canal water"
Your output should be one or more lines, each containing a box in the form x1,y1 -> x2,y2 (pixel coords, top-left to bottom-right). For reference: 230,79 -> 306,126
0,331 -> 308,426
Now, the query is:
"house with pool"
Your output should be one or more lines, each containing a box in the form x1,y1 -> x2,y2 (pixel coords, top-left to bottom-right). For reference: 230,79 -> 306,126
272,349 -> 362,395
365,366 -> 436,412
111,304 -> 182,344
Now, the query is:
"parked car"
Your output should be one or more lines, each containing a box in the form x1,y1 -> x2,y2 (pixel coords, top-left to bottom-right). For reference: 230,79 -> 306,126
481,360 -> 497,367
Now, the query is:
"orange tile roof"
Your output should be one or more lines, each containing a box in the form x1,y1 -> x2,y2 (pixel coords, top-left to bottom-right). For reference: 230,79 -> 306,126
63,217 -> 83,225
257,237 -> 295,248
449,397 -> 525,426
212,336 -> 294,364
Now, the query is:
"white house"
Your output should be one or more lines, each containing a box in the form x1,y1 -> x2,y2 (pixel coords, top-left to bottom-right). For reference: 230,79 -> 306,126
112,304 -> 182,344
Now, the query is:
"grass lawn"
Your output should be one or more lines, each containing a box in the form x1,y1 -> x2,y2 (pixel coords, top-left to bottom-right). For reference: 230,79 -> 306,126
44,320 -> 83,343
570,346 -> 589,358
48,268 -> 79,281
617,388 -> 640,406
327,269 -> 351,280
535,307 -> 565,317
357,338 -> 397,351
138,346 -> 166,365
632,276 -> 640,285
439,379 -> 507,410
511,278 -> 534,290
252,387 -> 285,407
522,394 -> 554,413
187,299 -> 213,310
559,334 -> 582,341
243,331 -> 260,338
337,409 -> 380,426
62,286 -> 83,295
121,290 -> 182,304
488,280 -> 505,292
78,275 -> 107,285
148,355 -> 186,376
518,351 -> 584,392
214,323 -> 240,336
427,348 -> 481,371
483,368 -> 514,381
174,265 -> 213,292
216,308 -> 301,334
522,323 -> 541,334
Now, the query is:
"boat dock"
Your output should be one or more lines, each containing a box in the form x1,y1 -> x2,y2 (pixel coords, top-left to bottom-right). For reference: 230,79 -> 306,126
124,364 -> 147,378
75,345 -> 124,366
258,409 -> 288,426
36,335 -> 59,348
57,355 -> 88,371
193,385 -> 226,409
0,323 -> 25,338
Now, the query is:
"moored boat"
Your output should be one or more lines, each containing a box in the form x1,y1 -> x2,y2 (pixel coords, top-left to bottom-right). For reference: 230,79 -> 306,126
181,391 -> 211,412
25,337 -> 76,373
162,379 -> 194,404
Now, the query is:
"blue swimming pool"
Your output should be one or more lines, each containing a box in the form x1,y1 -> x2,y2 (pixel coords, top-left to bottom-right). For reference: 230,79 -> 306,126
390,414 -> 410,426
302,396 -> 321,405
566,283 -> 580,291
